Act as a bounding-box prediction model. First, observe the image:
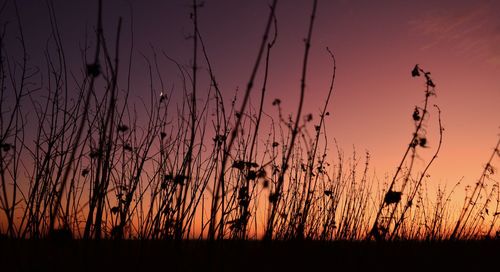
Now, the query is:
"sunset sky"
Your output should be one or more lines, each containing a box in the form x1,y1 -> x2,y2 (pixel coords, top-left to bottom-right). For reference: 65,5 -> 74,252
4,0 -> 500,203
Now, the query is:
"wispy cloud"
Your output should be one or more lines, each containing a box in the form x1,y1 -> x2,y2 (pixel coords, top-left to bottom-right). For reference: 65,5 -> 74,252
410,1 -> 500,66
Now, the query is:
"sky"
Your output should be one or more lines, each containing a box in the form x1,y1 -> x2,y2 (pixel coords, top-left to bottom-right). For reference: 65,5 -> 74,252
3,0 -> 500,204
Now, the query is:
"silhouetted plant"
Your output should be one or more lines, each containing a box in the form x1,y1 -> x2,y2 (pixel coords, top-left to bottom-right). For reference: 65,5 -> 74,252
2,0 -> 499,243
368,65 -> 443,241
451,137 -> 500,239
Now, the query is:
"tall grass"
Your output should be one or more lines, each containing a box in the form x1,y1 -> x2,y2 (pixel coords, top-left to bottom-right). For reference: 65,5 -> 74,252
0,0 -> 499,241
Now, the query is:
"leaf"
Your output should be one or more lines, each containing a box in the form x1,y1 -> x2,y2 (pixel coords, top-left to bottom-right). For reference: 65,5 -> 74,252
232,161 -> 245,170
246,170 -> 257,181
164,174 -> 173,181
86,63 -> 101,77
384,190 -> 402,205
117,124 -> 129,132
427,79 -> 436,88
486,163 -> 495,175
305,114 -> 313,122
247,162 -> 259,168
116,193 -> 124,200
412,107 -> 420,121
213,134 -> 226,144
232,160 -> 258,170
124,143 -> 133,151
257,169 -> 267,179
174,175 -> 187,185
89,149 -> 102,158
269,192 -> 279,203
411,65 -> 420,77
419,137 -> 427,147
1,143 -> 12,152
410,139 -> 419,148
238,186 -> 248,200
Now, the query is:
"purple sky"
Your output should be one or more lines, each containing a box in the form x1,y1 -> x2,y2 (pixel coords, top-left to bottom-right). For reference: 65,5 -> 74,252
3,0 -> 500,200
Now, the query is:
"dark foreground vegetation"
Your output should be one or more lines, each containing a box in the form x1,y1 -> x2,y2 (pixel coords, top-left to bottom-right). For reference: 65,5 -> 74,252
1,0 -> 500,269
1,239 -> 500,271
1,0 -> 499,255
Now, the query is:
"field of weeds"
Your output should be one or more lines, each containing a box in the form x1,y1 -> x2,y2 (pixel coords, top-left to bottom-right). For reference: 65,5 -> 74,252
1,0 -> 499,254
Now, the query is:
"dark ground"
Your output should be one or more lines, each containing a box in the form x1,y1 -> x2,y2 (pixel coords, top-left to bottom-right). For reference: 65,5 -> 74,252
1,239 -> 499,271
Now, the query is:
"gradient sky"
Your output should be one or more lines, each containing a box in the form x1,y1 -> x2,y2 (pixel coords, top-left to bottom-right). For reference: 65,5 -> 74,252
4,0 -> 500,203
